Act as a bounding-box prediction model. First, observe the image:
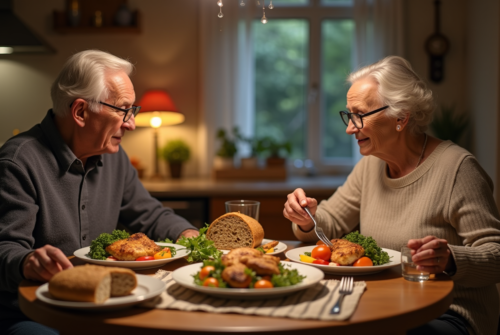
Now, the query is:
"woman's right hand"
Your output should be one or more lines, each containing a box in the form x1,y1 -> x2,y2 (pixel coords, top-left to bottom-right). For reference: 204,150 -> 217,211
284,188 -> 318,231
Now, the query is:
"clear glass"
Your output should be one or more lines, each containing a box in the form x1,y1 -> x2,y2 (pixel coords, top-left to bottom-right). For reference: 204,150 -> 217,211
269,0 -> 309,6
401,246 -> 430,282
225,200 -> 261,221
321,19 -> 354,159
253,19 -> 309,159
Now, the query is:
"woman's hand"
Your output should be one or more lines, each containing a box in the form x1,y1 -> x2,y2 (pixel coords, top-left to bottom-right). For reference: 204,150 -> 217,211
283,188 -> 318,232
23,245 -> 73,282
407,236 -> 455,274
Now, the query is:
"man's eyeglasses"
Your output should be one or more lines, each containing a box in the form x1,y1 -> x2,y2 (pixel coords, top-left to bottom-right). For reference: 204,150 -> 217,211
339,105 -> 389,129
99,101 -> 141,122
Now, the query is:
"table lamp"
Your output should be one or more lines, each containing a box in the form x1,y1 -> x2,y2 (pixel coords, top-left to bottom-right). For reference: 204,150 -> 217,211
135,90 -> 185,179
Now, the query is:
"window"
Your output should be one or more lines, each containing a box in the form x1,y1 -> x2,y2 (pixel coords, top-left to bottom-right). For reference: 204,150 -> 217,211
252,0 -> 354,172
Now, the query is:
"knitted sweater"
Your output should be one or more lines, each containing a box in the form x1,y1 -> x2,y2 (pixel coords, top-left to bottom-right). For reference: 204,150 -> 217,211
293,141 -> 500,335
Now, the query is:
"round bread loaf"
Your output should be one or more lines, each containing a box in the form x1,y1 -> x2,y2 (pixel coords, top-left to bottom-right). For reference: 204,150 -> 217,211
48,264 -> 137,303
206,212 -> 264,249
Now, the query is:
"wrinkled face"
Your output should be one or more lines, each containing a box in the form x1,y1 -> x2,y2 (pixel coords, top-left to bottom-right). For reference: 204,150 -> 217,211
345,77 -> 394,157
84,70 -> 136,156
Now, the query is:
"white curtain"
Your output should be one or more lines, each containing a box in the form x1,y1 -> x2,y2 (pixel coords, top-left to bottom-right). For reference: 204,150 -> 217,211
198,1 -> 256,176
353,0 -> 405,68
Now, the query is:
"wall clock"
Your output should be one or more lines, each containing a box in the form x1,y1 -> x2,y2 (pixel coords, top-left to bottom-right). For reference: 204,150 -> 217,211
425,0 -> 449,83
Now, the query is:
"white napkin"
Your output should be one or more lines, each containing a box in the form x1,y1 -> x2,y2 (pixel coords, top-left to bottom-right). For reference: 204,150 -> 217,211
141,270 -> 366,321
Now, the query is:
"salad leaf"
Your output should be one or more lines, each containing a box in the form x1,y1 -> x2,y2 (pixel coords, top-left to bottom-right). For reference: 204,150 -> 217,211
157,237 -> 174,243
342,231 -> 390,265
89,230 -> 130,260
177,225 -> 222,263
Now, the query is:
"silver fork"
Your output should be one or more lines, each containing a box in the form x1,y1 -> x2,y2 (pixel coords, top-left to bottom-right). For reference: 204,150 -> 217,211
303,207 -> 334,248
330,276 -> 354,314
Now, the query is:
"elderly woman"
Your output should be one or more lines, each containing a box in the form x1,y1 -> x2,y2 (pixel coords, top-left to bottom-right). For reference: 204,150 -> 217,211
284,56 -> 500,335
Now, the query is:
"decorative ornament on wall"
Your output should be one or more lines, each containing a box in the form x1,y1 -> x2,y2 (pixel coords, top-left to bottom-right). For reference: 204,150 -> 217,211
217,0 -> 273,24
425,0 -> 449,83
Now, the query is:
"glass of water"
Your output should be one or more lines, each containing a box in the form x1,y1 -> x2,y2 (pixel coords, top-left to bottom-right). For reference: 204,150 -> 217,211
401,246 -> 430,282
225,200 -> 260,221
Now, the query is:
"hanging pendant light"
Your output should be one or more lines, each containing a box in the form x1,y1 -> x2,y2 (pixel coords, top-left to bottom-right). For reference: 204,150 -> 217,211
216,0 -> 273,24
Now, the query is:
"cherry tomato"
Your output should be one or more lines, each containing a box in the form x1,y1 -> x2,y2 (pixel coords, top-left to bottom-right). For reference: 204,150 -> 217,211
316,240 -> 325,245
199,266 -> 215,280
311,245 -> 332,261
135,256 -> 154,261
254,279 -> 274,289
353,257 -> 373,267
313,259 -> 329,265
202,277 -> 219,287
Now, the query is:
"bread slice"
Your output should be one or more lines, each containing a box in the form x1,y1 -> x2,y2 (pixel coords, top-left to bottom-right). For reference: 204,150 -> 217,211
48,265 -> 137,303
206,212 -> 264,249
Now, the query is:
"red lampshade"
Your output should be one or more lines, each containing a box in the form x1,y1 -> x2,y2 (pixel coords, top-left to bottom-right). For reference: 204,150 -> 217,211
135,90 -> 184,127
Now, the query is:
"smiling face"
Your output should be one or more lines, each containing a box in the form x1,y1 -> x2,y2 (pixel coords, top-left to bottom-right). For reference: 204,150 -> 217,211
345,77 -> 396,157
83,70 -> 136,156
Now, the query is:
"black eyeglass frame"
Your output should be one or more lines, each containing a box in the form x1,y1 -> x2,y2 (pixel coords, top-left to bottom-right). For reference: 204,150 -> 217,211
339,105 -> 389,129
99,101 -> 141,122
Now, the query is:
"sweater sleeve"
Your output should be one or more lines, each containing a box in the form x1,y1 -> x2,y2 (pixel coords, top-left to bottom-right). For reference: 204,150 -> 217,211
118,150 -> 197,241
447,156 -> 500,287
292,157 -> 365,241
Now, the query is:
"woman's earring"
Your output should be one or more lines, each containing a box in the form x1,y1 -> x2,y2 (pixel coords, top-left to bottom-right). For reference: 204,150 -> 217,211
397,125 -> 401,131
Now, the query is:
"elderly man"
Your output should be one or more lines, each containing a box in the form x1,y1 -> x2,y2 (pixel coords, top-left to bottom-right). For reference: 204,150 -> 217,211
0,50 -> 199,334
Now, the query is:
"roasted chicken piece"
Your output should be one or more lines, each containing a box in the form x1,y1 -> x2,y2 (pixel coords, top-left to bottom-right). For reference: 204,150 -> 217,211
261,240 -> 279,251
222,263 -> 252,288
262,255 -> 280,264
221,248 -> 262,267
329,239 -> 365,265
245,257 -> 280,275
105,233 -> 160,261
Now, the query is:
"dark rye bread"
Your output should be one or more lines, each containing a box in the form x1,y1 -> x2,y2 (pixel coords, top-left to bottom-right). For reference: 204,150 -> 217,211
206,212 -> 265,249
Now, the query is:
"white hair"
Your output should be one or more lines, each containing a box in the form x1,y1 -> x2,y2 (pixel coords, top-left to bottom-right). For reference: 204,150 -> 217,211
51,50 -> 134,116
347,56 -> 435,134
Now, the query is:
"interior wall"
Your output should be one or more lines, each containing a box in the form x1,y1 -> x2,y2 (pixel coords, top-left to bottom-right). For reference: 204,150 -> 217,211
0,0 -> 200,178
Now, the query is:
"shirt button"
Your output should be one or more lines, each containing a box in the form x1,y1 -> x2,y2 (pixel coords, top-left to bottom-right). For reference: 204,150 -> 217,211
82,235 -> 87,241
82,205 -> 85,210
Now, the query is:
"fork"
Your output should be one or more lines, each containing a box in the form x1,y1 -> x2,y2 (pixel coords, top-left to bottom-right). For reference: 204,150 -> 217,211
330,276 -> 354,314
303,207 -> 334,248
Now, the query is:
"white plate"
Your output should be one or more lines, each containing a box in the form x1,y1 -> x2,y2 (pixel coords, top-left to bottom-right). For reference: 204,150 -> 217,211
286,246 -> 400,275
73,243 -> 189,270
220,239 -> 287,256
172,261 -> 324,300
36,274 -> 165,311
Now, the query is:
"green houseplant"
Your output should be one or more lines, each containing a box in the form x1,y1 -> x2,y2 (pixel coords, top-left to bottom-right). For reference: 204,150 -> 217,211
430,105 -> 469,145
258,136 -> 292,166
161,139 -> 191,179
215,128 -> 238,169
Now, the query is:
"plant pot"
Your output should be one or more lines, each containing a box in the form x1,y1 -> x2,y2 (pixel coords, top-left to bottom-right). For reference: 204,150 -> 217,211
241,157 -> 258,169
168,162 -> 183,179
214,156 -> 234,170
266,157 -> 286,167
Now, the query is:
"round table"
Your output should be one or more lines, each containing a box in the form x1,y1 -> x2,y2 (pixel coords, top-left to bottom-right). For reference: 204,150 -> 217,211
18,241 -> 453,335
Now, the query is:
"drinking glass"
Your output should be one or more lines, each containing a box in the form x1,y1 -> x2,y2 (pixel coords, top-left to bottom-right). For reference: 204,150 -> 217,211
225,200 -> 260,221
401,246 -> 430,282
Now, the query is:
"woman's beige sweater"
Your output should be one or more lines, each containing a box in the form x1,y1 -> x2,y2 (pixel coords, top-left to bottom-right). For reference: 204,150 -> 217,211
293,141 -> 500,335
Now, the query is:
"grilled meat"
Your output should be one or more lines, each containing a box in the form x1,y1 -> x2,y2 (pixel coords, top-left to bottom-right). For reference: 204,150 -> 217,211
329,239 -> 365,265
105,233 -> 160,261
261,240 -> 279,251
245,257 -> 280,275
221,247 -> 262,267
222,263 -> 252,288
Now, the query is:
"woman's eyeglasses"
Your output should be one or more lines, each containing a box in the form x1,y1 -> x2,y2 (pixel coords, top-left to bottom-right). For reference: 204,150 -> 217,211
339,106 -> 389,129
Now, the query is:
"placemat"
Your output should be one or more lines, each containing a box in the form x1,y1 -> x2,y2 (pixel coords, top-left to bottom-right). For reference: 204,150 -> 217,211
141,270 -> 366,321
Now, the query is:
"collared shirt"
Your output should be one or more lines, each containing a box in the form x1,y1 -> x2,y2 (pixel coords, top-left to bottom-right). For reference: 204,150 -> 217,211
0,110 -> 195,317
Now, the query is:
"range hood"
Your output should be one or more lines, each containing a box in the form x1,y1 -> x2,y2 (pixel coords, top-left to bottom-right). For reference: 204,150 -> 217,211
0,0 -> 55,54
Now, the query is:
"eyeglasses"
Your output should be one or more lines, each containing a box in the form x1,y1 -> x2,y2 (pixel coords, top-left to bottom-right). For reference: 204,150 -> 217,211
99,101 -> 141,122
339,106 -> 389,129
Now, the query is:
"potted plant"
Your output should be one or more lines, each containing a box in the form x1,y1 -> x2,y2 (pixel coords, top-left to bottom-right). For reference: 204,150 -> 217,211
430,104 -> 469,146
161,139 -> 191,179
258,136 -> 292,167
215,128 -> 238,169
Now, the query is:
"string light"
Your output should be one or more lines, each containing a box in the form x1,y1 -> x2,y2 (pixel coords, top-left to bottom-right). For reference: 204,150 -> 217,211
216,0 -> 273,23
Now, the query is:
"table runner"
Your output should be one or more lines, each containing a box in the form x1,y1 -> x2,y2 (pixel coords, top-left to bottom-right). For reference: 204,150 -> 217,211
141,270 -> 366,321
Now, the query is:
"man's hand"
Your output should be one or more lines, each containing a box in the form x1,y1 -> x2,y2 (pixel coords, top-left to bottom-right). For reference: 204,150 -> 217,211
407,236 -> 454,274
23,245 -> 73,282
178,229 -> 199,240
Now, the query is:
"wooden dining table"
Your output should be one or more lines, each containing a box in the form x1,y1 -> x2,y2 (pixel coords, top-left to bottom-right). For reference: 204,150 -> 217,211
18,241 -> 454,335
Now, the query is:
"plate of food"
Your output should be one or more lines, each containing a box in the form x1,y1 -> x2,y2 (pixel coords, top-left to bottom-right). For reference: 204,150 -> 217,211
172,247 -> 324,299
285,232 -> 400,275
36,265 -> 165,311
74,231 -> 189,270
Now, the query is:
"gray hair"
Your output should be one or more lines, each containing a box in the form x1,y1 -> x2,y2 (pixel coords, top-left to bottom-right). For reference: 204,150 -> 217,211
347,56 -> 435,134
51,50 -> 134,116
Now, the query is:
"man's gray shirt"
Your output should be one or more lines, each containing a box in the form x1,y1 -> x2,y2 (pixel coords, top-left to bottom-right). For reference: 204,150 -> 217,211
0,110 -> 195,318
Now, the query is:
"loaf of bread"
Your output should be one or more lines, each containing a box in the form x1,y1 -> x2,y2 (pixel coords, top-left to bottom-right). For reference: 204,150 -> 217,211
206,212 -> 264,249
48,265 -> 137,303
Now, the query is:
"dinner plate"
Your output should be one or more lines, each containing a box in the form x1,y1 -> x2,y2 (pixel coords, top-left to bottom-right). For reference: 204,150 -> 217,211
36,274 -> 165,311
172,261 -> 324,300
73,243 -> 189,270
286,246 -> 400,275
220,239 -> 287,256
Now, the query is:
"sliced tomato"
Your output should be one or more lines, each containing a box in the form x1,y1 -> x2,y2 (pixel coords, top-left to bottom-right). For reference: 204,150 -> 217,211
135,256 -> 154,261
313,259 -> 329,265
